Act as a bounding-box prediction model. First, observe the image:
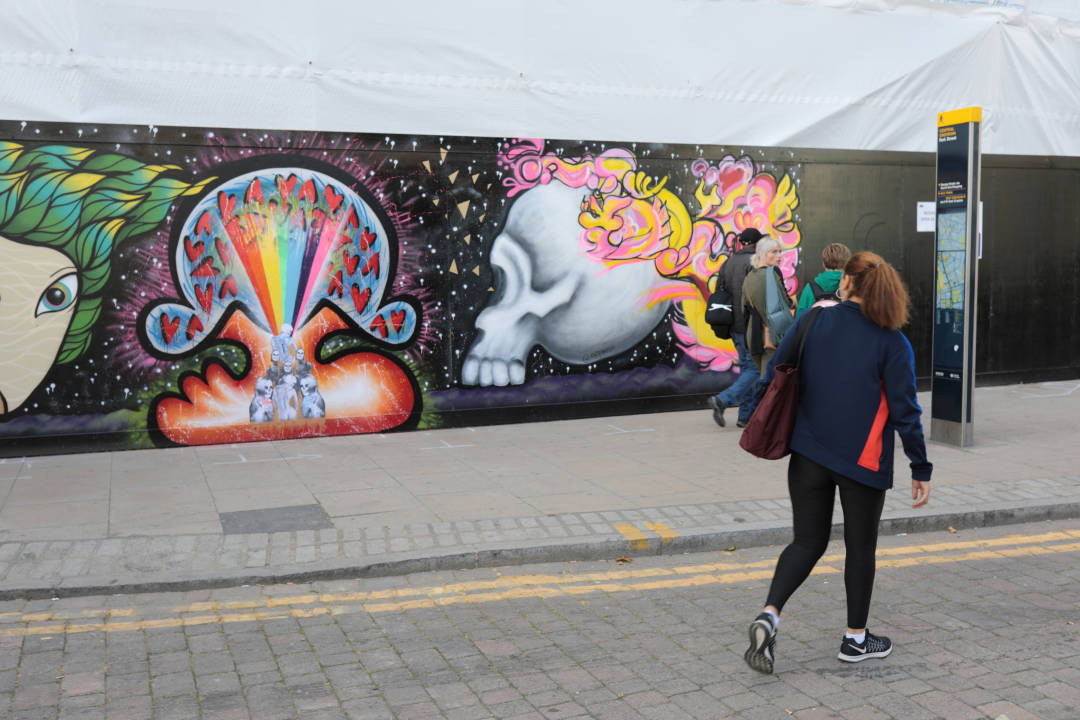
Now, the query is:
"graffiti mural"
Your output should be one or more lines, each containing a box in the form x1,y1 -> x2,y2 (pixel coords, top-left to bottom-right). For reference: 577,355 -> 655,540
0,122 -> 802,454
140,161 -> 422,444
462,139 -> 801,386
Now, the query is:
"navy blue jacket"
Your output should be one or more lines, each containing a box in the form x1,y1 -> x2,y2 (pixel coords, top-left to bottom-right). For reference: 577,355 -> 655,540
758,302 -> 932,490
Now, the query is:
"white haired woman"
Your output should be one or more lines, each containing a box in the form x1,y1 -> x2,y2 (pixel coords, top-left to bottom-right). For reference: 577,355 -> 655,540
742,236 -> 793,375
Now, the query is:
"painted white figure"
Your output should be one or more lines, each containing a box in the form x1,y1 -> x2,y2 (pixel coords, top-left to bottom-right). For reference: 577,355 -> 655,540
271,324 -> 297,365
274,360 -> 299,421
249,376 -> 275,422
265,349 -> 282,383
299,374 -> 326,419
461,182 -> 670,386
295,347 -> 314,378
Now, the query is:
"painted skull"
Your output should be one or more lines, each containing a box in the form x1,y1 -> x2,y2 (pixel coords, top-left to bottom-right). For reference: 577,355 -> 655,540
462,183 -> 670,386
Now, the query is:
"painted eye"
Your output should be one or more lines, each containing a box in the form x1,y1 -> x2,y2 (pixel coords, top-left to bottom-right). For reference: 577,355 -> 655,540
35,272 -> 78,316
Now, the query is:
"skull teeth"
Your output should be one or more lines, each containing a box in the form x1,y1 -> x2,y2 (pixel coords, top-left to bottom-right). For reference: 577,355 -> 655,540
461,357 -> 525,387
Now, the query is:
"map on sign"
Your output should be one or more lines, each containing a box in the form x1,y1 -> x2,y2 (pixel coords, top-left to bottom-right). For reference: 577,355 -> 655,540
936,210 -> 967,309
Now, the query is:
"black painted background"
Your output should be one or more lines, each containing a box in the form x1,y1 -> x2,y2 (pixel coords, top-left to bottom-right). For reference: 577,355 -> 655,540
792,149 -> 1080,385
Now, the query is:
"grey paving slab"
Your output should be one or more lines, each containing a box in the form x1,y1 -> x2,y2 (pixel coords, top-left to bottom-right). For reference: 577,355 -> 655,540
0,382 -> 1079,598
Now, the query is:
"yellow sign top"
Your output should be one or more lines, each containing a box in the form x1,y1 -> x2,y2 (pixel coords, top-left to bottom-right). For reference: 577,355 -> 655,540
937,106 -> 982,127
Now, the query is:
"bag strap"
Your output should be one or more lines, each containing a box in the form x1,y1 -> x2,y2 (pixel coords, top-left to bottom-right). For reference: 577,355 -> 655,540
786,306 -> 823,368
765,266 -> 784,310
713,271 -> 727,296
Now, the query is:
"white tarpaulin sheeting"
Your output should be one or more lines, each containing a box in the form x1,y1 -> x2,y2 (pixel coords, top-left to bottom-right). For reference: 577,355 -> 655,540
0,0 -> 1077,155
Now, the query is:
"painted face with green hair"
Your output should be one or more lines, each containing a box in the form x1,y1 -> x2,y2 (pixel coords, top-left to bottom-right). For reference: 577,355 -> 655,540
0,239 -> 79,413
0,142 -> 212,416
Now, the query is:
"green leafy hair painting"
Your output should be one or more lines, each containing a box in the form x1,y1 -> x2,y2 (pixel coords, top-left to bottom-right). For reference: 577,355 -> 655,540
0,142 -> 213,415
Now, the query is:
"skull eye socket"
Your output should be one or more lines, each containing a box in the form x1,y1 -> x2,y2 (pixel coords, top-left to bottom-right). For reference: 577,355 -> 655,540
35,272 -> 78,317
489,265 -> 507,306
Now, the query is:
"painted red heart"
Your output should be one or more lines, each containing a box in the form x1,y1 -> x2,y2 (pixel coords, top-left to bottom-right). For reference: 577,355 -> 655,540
224,218 -> 243,245
159,314 -> 180,345
277,174 -> 298,199
217,192 -> 236,220
298,179 -> 317,204
218,275 -> 238,299
245,179 -> 264,204
186,315 -> 204,341
215,237 -> 228,262
345,205 -> 359,229
390,309 -> 406,332
343,251 -> 360,276
369,314 -> 388,339
184,235 -> 204,262
194,284 -> 214,312
311,208 -> 327,231
328,270 -> 344,298
196,211 -> 213,236
351,284 -> 371,315
720,166 -> 746,190
191,257 -> 220,278
359,228 -> 376,251
362,254 -> 380,277
324,186 -> 343,214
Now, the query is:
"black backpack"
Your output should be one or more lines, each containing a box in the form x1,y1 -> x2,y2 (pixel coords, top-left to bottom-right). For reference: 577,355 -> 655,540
705,274 -> 734,339
808,277 -> 841,307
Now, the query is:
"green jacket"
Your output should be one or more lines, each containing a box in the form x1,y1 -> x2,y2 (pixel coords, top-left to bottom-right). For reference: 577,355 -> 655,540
796,270 -> 843,316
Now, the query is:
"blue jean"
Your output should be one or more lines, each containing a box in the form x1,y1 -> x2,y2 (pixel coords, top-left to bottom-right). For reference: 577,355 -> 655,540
716,332 -> 759,423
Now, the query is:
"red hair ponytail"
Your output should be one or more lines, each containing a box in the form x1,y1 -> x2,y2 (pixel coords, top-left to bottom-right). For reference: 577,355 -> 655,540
844,252 -> 911,329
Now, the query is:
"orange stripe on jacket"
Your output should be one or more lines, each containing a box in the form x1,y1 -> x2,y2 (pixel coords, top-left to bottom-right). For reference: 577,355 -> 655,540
857,384 -> 889,471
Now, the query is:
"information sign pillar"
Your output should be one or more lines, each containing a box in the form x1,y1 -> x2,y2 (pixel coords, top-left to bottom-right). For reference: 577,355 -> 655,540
930,106 -> 981,447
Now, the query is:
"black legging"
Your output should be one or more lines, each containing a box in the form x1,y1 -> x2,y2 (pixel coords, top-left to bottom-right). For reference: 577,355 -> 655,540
765,452 -> 887,629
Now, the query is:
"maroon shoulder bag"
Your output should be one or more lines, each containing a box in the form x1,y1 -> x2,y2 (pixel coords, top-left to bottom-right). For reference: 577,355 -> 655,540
738,307 -> 822,460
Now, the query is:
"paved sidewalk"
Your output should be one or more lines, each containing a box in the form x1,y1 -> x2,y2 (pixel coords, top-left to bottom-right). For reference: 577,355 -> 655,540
1,380 -> 1078,599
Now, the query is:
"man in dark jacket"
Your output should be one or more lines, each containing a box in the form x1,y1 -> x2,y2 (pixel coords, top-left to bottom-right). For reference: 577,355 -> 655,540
709,227 -> 763,427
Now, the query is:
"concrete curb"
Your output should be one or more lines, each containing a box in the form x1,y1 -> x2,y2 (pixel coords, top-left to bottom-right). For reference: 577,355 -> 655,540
3,499 -> 1077,602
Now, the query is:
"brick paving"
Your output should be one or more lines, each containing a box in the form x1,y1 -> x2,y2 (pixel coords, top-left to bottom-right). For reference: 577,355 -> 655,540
1,519 -> 1079,718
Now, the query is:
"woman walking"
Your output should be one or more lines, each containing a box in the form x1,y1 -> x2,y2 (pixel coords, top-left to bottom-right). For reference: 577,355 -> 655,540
743,237 -> 794,375
743,251 -> 932,674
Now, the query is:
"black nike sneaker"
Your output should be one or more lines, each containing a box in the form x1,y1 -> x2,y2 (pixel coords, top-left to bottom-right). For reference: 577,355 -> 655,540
838,631 -> 892,662
744,612 -> 777,674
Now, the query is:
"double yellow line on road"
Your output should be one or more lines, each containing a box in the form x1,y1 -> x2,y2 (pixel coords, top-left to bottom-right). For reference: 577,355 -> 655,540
2,528 -> 1078,637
